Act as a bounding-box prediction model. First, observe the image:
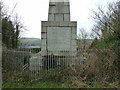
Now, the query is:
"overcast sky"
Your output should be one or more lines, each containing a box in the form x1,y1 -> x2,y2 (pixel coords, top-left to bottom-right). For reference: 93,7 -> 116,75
3,0 -> 117,39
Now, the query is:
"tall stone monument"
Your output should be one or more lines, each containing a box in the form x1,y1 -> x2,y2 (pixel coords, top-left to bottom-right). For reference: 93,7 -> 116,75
41,0 -> 77,69
30,0 -> 77,71
41,0 -> 77,52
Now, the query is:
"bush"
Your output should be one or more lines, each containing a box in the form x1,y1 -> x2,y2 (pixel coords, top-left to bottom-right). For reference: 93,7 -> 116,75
81,49 -> 117,82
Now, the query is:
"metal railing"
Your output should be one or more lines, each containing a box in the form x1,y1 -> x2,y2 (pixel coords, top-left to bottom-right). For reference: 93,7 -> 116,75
29,50 -> 79,72
3,48 -> 86,78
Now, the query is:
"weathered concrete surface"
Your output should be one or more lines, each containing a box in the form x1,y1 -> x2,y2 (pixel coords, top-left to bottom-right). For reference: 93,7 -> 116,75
47,27 -> 71,51
48,1 -> 70,21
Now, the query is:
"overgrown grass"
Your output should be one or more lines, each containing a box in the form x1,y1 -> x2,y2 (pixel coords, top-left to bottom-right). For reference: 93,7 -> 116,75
90,82 -> 103,88
3,82 -> 63,88
3,68 -> 119,88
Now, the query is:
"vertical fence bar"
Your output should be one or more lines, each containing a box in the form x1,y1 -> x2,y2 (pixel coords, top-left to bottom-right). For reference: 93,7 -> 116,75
48,51 -> 50,72
66,51 -> 67,69
36,49 -> 38,77
67,51 -> 68,67
57,51 -> 58,69
65,50 -> 67,68
51,51 -> 52,71
63,51 -> 65,69
39,52 -> 40,74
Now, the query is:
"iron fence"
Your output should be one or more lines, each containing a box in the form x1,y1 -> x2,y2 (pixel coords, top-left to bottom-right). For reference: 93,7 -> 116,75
2,48 -> 86,78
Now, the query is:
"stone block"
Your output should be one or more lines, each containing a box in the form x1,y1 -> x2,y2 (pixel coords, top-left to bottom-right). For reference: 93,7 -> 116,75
64,14 -> 70,21
71,40 -> 77,46
63,6 -> 70,13
49,4 -> 70,14
64,2 -> 70,5
42,21 -> 50,26
55,14 -> 64,21
41,26 -> 47,33
48,14 -> 55,21
41,39 -> 46,46
49,2 -> 56,5
72,34 -> 77,39
41,33 -> 46,39
69,22 -> 77,26
49,6 -> 57,14
57,6 -> 70,13
59,21 -> 69,26
41,21 -> 47,26
49,22 -> 60,26
42,21 -> 60,27
71,27 -> 77,34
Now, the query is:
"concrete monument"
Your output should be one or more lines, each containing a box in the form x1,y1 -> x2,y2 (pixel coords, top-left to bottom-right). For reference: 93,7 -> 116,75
41,0 -> 77,53
30,0 -> 77,71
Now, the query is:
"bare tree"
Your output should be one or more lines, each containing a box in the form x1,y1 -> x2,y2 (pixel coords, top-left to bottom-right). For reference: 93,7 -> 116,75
77,28 -> 90,50
90,25 -> 102,39
91,1 -> 120,39
1,0 -> 26,49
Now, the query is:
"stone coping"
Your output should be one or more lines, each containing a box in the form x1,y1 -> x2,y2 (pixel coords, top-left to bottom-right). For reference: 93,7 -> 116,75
42,21 -> 77,27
